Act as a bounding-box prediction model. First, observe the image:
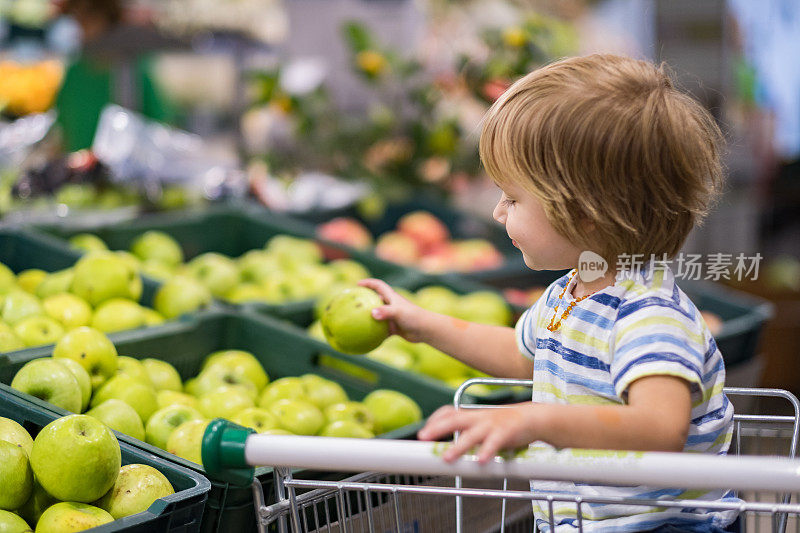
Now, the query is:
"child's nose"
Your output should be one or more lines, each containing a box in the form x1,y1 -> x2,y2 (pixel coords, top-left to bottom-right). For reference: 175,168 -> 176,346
492,202 -> 506,224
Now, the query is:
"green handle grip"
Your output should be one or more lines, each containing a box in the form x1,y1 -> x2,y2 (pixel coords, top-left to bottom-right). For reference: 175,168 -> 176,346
201,418 -> 256,486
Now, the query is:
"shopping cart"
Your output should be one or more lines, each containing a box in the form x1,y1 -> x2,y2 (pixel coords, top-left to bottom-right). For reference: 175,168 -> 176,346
201,378 -> 800,533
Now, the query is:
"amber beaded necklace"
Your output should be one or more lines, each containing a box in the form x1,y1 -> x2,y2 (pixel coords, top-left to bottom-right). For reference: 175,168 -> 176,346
546,270 -> 602,332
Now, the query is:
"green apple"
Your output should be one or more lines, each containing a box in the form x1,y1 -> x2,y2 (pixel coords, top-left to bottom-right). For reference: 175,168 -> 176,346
11,358 -> 82,413
366,345 -> 415,370
225,284 -> 267,304
327,260 -> 370,285
139,260 -> 175,282
324,402 -> 374,432
130,231 -> 183,267
363,390 -> 422,434
0,263 -> 16,294
156,390 -> 198,410
258,272 -> 293,303
0,417 -> 33,456
456,291 -> 511,326
116,356 -> 152,386
414,286 -> 459,316
0,441 -> 32,510
257,377 -> 305,407
265,235 -> 322,267
299,374 -> 348,409
53,327 -> 119,391
320,420 -> 374,438
268,399 -> 324,435
202,350 -> 268,391
92,375 -> 158,424
320,287 -> 389,354
86,399 -> 146,441
114,251 -> 142,272
42,293 -> 91,329
142,308 -> 166,326
1,291 -> 43,325
30,415 -> 121,502
0,509 -> 32,532
197,386 -> 254,419
313,285 -> 349,320
53,358 -> 91,411
34,269 -> 74,299
183,378 -> 198,396
16,270 -> 46,294
142,359 -> 182,391
193,366 -> 258,400
237,250 -> 281,284
184,253 -> 240,298
153,276 -> 211,319
413,344 -> 471,381
17,480 -> 55,527
307,320 -> 326,342
12,316 -> 64,347
68,233 -> 108,253
230,407 -> 280,433
91,299 -> 147,333
0,330 -> 24,352
166,419 -> 209,465
35,502 -> 113,531
293,265 -> 338,299
96,464 -> 174,519
71,252 -> 142,306
145,404 -> 203,450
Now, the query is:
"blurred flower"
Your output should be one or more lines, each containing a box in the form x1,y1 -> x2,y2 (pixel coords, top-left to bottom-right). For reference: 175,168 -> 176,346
420,157 -> 451,183
356,50 -> 388,77
502,26 -> 528,47
280,58 -> 328,96
481,78 -> 511,102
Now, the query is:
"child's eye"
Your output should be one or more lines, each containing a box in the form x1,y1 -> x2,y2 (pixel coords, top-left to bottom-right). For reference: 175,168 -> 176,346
501,198 -> 516,207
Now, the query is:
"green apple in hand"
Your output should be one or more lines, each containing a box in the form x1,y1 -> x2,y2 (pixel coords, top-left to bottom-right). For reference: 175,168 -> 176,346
30,415 -> 121,502
116,356 -> 152,386
145,405 -> 203,449
268,399 -> 324,435
53,327 -> 118,391
320,420 -> 374,438
92,375 -> 158,424
142,359 -> 182,391
201,350 -> 268,391
68,233 -> 108,253
320,287 -> 389,354
96,464 -> 174,519
324,402 -> 375,432
86,399 -> 146,441
363,390 -> 422,434
257,377 -> 305,407
11,358 -> 83,413
42,293 -> 91,329
35,268 -> 75,299
231,407 -> 279,433
92,299 -> 147,333
13,316 -> 64,347
70,251 -> 142,306
0,509 -> 32,532
0,417 -> 33,456
156,390 -> 198,410
130,231 -> 183,268
197,386 -> 254,419
166,419 -> 209,465
1,291 -> 43,325
54,358 -> 92,411
0,440 -> 33,510
35,502 -> 113,531
299,374 -> 348,409
153,276 -> 211,319
184,253 -> 240,298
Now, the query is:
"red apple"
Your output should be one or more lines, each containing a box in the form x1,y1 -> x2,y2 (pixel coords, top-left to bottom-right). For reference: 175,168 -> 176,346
452,240 -> 503,272
397,211 -> 449,253
317,218 -> 374,260
418,244 -> 456,273
375,232 -> 421,265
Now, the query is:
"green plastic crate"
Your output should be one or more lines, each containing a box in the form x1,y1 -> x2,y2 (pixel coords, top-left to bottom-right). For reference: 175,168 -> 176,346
33,204 -> 410,324
0,385 -> 211,533
0,310 -> 454,533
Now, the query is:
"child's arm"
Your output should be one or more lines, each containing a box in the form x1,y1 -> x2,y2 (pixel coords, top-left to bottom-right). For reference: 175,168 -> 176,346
418,375 -> 692,462
359,279 -> 533,379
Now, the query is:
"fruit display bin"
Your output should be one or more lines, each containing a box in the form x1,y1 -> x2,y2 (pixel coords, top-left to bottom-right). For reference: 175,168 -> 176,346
0,385 -> 211,533
0,309 -> 455,533
478,270 -> 775,369
31,203 -> 410,325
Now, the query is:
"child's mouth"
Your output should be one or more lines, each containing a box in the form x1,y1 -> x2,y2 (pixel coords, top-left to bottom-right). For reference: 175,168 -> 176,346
512,239 -> 518,248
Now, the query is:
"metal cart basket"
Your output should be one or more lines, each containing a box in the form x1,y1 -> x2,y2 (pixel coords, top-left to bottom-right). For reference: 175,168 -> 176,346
201,379 -> 800,533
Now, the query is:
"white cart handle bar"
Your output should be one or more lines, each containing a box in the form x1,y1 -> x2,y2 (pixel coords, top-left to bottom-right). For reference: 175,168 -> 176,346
201,420 -> 800,492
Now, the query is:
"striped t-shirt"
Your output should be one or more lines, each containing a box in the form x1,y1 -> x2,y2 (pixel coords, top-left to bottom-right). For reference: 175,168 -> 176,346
516,262 -> 736,532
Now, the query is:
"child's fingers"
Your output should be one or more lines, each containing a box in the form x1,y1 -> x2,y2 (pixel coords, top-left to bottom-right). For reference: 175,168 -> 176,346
443,424 -> 490,462
371,305 -> 396,321
418,410 -> 470,441
417,406 -> 458,440
358,278 -> 396,304
476,430 -> 509,464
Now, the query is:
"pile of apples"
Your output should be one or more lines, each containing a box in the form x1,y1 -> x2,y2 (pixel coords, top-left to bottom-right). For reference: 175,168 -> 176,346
310,285 -> 512,394
10,327 -> 423,468
70,230 -> 374,306
0,413 -> 174,532
0,251 -> 175,354
317,211 -> 504,273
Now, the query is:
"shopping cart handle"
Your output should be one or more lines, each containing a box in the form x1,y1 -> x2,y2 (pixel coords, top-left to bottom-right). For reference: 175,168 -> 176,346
202,418 -> 256,485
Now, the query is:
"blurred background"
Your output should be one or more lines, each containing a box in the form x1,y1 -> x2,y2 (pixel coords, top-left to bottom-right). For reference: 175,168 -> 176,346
0,0 -> 798,394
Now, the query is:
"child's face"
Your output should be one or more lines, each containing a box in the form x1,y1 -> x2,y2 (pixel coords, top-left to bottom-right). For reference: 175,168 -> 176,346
492,183 -> 583,271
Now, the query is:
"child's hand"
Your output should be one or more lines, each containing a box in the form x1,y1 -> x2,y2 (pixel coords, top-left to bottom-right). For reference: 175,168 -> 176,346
417,403 -> 539,464
358,278 -> 430,343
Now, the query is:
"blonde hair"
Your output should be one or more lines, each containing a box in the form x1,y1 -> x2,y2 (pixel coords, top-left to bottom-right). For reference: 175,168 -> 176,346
480,54 -> 724,263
